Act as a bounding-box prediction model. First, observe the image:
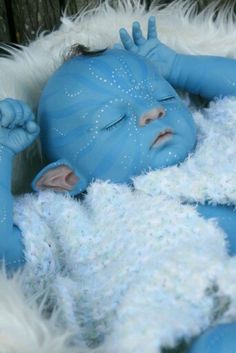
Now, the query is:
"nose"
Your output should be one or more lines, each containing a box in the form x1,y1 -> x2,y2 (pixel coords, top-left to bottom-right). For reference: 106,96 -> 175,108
139,107 -> 165,127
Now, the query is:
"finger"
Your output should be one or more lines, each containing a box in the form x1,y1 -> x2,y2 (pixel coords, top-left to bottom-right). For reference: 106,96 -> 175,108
132,21 -> 146,46
119,28 -> 136,51
0,100 -> 17,128
25,120 -> 40,135
147,16 -> 158,40
21,102 -> 35,124
8,100 -> 24,128
9,100 -> 34,129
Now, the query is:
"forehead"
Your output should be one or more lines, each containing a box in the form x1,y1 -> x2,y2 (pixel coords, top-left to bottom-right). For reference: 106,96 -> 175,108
39,48 -> 169,134
70,48 -> 156,75
58,49 -> 161,97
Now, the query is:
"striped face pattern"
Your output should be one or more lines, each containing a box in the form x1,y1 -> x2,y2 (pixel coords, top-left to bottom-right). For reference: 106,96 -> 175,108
38,49 -> 197,191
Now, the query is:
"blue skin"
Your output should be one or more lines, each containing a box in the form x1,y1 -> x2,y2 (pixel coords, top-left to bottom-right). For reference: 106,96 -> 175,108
37,49 -> 196,191
0,100 -> 39,274
1,16 -> 236,352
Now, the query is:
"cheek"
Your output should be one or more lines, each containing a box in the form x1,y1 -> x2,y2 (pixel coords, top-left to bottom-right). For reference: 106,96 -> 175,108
74,128 -> 137,178
166,105 -> 196,140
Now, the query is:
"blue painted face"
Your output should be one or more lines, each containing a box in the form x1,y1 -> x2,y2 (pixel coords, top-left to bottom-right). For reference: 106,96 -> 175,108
38,48 -> 196,191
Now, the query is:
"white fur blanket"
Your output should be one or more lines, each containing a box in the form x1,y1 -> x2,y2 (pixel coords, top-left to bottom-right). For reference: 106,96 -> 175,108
12,97 -> 236,353
1,1 -> 236,352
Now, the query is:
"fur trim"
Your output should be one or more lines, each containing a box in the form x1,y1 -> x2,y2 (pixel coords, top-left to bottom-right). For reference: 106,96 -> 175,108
0,270 -> 78,353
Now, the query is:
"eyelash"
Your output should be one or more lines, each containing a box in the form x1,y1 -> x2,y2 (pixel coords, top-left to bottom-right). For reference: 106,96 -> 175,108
103,115 -> 127,131
159,96 -> 175,102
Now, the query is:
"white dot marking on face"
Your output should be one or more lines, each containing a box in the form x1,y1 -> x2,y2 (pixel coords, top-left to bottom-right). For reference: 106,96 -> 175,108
65,88 -> 82,98
52,128 -> 66,137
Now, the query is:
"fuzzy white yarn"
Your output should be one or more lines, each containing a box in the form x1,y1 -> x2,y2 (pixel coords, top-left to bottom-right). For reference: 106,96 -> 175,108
12,97 -> 236,353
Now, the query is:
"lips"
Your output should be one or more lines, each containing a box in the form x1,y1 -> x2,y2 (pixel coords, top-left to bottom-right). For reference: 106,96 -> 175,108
150,129 -> 173,149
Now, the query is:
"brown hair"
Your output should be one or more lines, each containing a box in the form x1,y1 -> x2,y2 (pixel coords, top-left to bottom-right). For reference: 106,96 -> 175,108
64,44 -> 107,61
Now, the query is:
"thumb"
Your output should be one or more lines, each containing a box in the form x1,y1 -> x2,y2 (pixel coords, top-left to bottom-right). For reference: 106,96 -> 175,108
25,121 -> 40,135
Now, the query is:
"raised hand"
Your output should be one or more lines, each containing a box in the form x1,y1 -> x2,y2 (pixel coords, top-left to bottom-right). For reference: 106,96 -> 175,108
0,98 -> 40,155
119,16 -> 177,80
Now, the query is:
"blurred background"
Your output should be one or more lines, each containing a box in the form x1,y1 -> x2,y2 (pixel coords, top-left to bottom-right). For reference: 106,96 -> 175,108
0,0 -> 235,45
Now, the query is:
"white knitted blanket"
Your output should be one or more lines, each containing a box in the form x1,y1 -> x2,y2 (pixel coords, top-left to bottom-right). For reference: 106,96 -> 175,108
13,97 -> 236,353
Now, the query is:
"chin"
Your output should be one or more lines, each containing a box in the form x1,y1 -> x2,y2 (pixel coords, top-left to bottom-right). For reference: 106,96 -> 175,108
149,144 -> 195,171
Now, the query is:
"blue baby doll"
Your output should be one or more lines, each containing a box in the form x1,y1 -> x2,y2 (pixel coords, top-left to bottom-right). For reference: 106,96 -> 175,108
1,16 -> 236,353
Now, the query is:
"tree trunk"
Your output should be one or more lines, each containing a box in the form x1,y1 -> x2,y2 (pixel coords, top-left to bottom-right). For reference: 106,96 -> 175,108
0,0 -> 10,43
63,0 -> 107,16
11,0 -> 61,44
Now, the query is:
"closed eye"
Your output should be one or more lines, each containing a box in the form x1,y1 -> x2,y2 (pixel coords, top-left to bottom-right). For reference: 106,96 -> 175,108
102,115 -> 127,131
159,96 -> 175,102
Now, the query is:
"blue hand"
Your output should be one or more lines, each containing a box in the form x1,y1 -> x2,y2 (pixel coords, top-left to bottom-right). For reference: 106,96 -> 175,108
119,16 -> 177,80
0,98 -> 40,155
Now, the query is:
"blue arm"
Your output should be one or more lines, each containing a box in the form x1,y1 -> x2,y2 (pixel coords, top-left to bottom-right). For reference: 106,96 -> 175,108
0,98 -> 40,275
169,54 -> 236,100
0,145 -> 26,274
119,18 -> 236,100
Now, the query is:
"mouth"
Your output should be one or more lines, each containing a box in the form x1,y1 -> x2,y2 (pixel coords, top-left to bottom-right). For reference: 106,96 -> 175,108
150,129 -> 173,149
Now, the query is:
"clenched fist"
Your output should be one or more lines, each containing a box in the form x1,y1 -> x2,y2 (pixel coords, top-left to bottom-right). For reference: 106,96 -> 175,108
0,98 -> 40,155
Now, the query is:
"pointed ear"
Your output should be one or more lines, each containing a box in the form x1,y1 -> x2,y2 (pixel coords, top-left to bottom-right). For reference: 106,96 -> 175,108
31,159 -> 88,195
